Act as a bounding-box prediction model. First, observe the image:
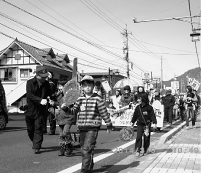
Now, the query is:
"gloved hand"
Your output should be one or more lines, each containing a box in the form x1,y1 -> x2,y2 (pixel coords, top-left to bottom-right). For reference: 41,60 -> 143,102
40,99 -> 47,105
61,103 -> 67,109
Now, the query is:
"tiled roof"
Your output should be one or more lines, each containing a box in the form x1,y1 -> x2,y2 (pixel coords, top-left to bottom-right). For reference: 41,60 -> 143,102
14,39 -> 72,72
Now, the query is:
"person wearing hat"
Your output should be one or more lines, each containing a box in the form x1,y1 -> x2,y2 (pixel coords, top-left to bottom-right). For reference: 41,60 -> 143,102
25,65 -> 51,154
135,86 -> 146,104
61,75 -> 112,173
120,85 -> 134,107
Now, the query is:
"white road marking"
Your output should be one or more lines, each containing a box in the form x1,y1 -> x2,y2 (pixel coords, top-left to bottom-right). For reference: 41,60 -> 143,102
56,120 -> 179,173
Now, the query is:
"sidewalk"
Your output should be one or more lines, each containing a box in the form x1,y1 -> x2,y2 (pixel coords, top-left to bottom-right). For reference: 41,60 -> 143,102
106,116 -> 201,173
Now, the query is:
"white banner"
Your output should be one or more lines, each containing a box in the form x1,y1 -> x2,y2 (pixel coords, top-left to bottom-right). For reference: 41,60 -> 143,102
186,76 -> 201,91
103,103 -> 164,128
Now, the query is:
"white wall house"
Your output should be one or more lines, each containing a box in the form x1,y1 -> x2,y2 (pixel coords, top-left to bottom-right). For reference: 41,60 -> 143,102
0,38 -> 73,112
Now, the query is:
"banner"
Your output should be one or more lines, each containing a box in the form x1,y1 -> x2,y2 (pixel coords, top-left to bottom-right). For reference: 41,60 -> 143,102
102,108 -> 134,127
101,80 -> 111,92
152,100 -> 164,128
186,76 -> 200,91
103,102 -> 164,128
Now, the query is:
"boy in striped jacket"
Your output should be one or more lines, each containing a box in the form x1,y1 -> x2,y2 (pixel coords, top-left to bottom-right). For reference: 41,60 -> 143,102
61,75 -> 112,173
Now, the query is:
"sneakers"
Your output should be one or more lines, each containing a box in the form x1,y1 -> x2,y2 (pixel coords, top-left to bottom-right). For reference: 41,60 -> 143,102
34,149 -> 40,154
58,145 -> 65,156
48,131 -> 55,135
135,152 -> 140,158
193,125 -> 196,129
64,143 -> 73,157
185,126 -> 189,130
143,151 -> 149,156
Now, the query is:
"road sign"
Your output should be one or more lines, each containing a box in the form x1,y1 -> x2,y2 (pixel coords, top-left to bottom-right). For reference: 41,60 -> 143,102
171,81 -> 179,90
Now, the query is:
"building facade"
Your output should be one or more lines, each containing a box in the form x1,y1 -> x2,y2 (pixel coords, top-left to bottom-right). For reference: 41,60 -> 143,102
0,38 -> 73,112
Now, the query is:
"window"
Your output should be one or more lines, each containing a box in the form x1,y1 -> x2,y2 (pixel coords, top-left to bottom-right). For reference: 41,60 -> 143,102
0,67 -> 17,82
20,69 -> 29,78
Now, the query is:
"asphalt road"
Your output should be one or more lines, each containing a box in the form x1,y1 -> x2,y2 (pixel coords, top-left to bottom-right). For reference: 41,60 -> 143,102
0,114 -> 179,173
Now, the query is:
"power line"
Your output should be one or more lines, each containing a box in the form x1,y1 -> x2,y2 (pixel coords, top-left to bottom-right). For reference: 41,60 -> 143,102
132,39 -> 200,53
96,0 -> 125,25
0,30 -> 109,71
0,0 -> 158,78
20,0 -> 152,72
80,0 -> 123,32
143,0 -> 187,20
2,0 -> 127,62
28,0 -> 112,49
0,20 -> 116,71
0,19 -> 134,77
90,44 -> 200,55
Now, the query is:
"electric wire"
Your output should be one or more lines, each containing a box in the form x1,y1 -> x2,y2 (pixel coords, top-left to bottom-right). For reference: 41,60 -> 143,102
80,0 -> 123,32
2,0 -> 127,62
87,0 -> 124,30
96,0 -> 125,25
143,0 -> 187,20
0,12 -> 125,67
1,0 -> 169,79
0,27 -> 110,71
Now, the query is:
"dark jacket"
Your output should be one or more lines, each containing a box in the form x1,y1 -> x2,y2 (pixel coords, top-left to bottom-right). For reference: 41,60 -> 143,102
120,93 -> 134,107
163,94 -> 175,108
25,76 -> 50,119
135,86 -> 147,102
185,92 -> 195,107
0,80 -> 8,122
179,99 -> 185,110
49,79 -> 57,101
55,93 -> 76,125
131,103 -> 157,125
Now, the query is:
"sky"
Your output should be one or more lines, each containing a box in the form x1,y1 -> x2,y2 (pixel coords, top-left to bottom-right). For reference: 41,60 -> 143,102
0,0 -> 200,84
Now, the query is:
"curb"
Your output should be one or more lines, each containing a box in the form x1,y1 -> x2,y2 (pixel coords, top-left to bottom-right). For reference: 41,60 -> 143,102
156,121 -> 186,147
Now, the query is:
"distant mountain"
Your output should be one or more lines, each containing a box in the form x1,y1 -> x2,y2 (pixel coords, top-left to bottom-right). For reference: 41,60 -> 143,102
163,67 -> 201,93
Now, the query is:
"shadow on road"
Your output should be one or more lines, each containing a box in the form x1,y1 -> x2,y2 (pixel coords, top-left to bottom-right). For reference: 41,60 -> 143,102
92,161 -> 140,173
0,127 -> 27,133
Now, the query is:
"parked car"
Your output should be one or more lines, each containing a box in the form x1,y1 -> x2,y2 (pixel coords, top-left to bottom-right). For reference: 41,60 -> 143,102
0,80 -> 8,130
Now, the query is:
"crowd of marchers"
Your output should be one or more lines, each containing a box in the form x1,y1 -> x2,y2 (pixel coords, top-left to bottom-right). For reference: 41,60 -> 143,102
16,65 -> 200,173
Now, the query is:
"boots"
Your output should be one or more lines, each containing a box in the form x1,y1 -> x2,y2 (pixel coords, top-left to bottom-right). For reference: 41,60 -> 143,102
64,143 -> 73,157
58,143 -> 65,156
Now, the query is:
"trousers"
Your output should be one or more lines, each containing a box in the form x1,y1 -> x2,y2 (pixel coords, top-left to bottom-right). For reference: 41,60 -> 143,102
25,116 -> 43,149
135,124 -> 151,153
80,130 -> 98,172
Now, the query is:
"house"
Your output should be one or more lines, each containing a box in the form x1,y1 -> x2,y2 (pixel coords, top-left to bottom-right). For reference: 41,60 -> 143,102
0,38 -> 73,112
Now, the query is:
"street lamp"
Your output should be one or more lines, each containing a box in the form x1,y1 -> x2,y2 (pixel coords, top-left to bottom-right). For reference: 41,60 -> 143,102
133,15 -> 200,23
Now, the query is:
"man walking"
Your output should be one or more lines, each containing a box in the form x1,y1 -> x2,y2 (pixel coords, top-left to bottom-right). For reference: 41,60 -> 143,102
163,89 -> 175,125
25,66 -> 50,154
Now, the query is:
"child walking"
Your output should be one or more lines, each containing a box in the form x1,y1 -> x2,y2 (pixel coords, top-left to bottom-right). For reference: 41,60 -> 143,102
49,82 -> 75,156
61,75 -> 112,173
131,93 -> 157,158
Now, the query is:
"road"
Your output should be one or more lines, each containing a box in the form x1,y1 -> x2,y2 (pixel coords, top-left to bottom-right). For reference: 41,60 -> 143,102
0,114 -> 179,173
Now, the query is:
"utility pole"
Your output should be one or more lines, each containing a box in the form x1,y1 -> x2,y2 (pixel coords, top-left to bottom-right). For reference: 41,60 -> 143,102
122,25 -> 131,78
161,56 -> 163,90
